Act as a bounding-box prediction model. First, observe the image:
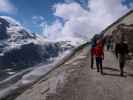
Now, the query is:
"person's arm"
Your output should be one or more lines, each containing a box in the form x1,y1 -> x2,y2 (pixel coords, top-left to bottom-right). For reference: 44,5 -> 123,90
126,44 -> 129,54
115,44 -> 118,58
102,48 -> 104,60
102,51 -> 104,60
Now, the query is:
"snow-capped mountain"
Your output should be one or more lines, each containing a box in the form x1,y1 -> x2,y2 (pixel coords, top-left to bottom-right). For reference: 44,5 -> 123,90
0,16 -> 74,71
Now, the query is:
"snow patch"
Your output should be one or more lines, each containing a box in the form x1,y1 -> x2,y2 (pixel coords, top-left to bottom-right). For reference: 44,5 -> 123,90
21,50 -> 71,84
0,16 -> 21,27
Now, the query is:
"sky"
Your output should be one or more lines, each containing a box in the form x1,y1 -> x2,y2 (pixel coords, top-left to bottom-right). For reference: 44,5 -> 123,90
0,0 -> 133,41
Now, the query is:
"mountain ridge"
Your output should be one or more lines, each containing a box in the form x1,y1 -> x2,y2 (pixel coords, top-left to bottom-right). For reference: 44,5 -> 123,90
0,16 -> 75,78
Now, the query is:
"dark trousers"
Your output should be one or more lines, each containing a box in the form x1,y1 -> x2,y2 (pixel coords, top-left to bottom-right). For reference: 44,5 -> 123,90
91,54 -> 94,69
119,54 -> 126,76
96,57 -> 103,74
107,45 -> 110,51
120,62 -> 124,76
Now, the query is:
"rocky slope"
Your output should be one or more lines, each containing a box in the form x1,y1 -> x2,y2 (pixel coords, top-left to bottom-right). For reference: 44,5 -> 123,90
0,16 -> 74,73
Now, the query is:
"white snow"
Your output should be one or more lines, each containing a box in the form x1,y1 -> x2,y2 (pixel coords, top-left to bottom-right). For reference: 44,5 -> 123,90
48,72 -> 66,94
0,49 -> 74,99
7,72 -> 16,75
0,16 -> 21,26
57,37 -> 86,46
21,50 -> 71,84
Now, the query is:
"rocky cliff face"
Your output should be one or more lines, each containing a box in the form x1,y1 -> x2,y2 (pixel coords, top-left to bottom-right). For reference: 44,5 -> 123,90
101,11 -> 133,53
0,16 -> 74,70
112,24 -> 133,52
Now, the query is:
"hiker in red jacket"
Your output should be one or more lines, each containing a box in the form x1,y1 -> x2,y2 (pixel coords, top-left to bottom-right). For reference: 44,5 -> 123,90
94,39 -> 104,74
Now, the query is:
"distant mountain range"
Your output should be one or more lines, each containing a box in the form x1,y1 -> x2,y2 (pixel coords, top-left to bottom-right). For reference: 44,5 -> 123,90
0,16 -> 74,70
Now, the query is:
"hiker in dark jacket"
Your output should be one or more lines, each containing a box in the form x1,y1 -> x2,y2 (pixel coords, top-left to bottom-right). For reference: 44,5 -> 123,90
115,40 -> 129,76
90,40 -> 96,69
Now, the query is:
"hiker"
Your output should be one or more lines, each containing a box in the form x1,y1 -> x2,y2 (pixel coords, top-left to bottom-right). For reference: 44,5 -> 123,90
90,40 -> 96,69
110,41 -> 114,51
106,39 -> 111,51
94,39 -> 104,74
106,36 -> 113,51
115,40 -> 129,76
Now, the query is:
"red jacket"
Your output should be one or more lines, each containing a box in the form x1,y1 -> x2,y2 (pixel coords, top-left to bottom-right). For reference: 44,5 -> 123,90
94,45 -> 104,58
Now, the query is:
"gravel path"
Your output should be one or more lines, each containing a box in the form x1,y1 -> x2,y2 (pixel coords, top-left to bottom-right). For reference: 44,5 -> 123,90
15,46 -> 133,100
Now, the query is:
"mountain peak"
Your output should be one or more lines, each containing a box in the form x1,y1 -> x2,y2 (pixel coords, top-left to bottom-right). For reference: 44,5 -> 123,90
0,16 -> 21,26
0,16 -> 36,42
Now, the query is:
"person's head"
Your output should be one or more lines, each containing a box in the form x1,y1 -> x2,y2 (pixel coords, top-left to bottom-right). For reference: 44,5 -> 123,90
117,23 -> 125,30
96,39 -> 103,47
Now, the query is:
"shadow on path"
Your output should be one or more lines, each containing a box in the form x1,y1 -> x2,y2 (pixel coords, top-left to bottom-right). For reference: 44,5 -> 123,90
103,67 -> 119,72
127,73 -> 133,77
102,67 -> 126,77
91,66 -> 133,77
102,72 -> 124,77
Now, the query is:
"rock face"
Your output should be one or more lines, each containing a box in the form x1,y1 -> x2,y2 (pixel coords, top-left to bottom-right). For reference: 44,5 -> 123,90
112,24 -> 133,51
102,10 -> 133,52
0,17 -> 10,40
0,16 -> 74,70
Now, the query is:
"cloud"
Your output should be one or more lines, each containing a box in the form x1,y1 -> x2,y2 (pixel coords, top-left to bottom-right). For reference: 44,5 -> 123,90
32,16 -> 44,21
129,3 -> 133,9
32,16 -> 45,31
0,0 -> 15,13
32,16 -> 44,23
53,3 -> 88,20
31,16 -> 45,33
42,20 -> 63,40
42,0 -> 130,42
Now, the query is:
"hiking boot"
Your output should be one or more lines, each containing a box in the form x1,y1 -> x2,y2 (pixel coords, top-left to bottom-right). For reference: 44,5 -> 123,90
120,73 -> 124,77
101,71 -> 104,75
91,66 -> 93,69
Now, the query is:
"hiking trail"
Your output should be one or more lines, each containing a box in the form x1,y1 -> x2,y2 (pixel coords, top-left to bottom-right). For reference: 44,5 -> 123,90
15,45 -> 133,100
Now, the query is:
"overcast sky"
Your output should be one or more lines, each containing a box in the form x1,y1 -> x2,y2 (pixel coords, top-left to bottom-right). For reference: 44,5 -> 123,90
0,0 -> 133,41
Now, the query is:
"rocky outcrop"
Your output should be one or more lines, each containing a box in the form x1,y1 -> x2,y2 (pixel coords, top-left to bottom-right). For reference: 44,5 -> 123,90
112,24 -> 133,51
